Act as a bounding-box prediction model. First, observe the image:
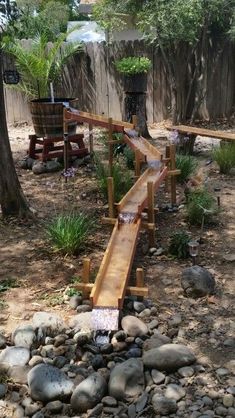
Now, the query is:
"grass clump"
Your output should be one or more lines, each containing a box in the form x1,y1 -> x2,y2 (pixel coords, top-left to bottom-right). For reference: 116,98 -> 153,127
0,277 -> 19,292
175,154 -> 198,183
186,188 -> 217,225
212,143 -> 235,174
169,230 -> 190,259
46,212 -> 93,255
123,146 -> 135,169
94,154 -> 133,202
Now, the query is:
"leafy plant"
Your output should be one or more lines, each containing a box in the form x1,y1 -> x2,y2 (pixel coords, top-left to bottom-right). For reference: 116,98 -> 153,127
115,57 -> 151,75
186,188 -> 217,225
94,154 -> 133,202
65,287 -> 81,297
46,212 -> 93,255
169,230 -> 190,259
175,154 -> 198,183
212,143 -> 235,174
3,30 -> 82,98
123,146 -> 135,169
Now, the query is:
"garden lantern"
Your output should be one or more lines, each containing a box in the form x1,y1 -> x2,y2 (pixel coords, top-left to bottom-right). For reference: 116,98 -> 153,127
188,240 -> 199,265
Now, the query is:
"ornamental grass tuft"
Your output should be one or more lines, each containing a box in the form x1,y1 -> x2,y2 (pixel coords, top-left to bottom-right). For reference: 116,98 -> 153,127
212,143 -> 235,174
47,212 -> 93,255
175,154 -> 198,184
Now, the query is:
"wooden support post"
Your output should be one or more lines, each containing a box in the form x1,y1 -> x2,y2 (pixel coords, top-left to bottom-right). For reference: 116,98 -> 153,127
136,268 -> 144,287
82,258 -> 91,283
169,144 -> 176,206
108,117 -> 113,176
135,149 -> 141,177
108,177 -> 115,218
63,108 -> 69,183
88,123 -> 93,154
165,145 -> 170,192
147,181 -> 155,247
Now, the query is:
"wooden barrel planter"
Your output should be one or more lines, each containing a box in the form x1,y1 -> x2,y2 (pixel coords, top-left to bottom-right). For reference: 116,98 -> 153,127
30,98 -> 78,138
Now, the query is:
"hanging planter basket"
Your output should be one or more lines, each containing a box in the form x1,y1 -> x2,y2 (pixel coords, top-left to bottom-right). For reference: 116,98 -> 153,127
123,73 -> 148,94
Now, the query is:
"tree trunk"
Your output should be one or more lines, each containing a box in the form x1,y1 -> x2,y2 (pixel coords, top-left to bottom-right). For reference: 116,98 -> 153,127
0,47 -> 31,218
123,92 -> 151,138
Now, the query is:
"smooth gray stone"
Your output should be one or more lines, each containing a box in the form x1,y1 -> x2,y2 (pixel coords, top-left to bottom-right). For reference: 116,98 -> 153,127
0,346 -> 30,366
165,384 -> 186,401
121,316 -> 148,337
0,333 -> 6,349
143,344 -> 196,371
32,312 -> 66,337
12,325 -> 36,348
152,394 -> 178,415
108,358 -> 144,400
181,266 -> 215,297
151,369 -> 166,384
28,364 -> 74,403
71,372 -> 107,413
0,383 -> 7,399
143,332 -> 171,351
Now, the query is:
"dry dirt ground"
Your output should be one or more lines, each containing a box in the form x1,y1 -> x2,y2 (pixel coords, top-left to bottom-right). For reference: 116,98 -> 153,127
0,122 -> 234,372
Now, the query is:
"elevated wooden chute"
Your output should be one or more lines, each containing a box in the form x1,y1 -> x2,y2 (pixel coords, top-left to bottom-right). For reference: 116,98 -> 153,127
64,106 -> 180,329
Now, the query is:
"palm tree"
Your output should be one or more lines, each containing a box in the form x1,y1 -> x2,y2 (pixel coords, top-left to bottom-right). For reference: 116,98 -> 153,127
4,30 -> 82,98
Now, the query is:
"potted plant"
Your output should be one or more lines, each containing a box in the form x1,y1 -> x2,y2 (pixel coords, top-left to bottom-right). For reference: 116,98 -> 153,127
3,31 -> 83,137
115,56 -> 151,93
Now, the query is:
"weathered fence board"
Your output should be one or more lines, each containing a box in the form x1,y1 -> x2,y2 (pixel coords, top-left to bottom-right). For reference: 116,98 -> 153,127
3,40 -> 235,125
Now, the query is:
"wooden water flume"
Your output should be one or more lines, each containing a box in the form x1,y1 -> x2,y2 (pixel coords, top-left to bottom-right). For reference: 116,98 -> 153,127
63,108 -> 179,328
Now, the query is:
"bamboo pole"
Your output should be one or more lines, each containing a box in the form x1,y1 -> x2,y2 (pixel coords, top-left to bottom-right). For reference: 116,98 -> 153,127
108,117 -> 113,176
147,181 -> 155,246
108,176 -> 115,218
169,144 -> 176,206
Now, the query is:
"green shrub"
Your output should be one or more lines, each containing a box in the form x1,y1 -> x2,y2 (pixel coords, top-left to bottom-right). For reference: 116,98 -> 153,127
169,230 -> 190,259
212,143 -> 235,174
186,188 -> 217,225
47,212 -> 93,255
94,154 -> 133,202
115,57 -> 151,75
123,146 -> 135,169
175,154 -> 198,183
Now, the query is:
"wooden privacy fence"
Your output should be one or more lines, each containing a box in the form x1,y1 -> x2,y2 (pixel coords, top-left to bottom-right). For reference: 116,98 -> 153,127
3,40 -> 235,125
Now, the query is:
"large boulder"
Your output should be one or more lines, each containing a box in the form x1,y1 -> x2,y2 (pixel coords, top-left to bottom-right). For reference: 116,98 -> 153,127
12,325 -> 36,348
121,316 -> 148,337
181,265 -> 215,297
32,312 -> 67,337
0,346 -> 30,367
28,364 -> 74,403
108,358 -> 144,400
143,344 -> 196,372
70,372 -> 107,413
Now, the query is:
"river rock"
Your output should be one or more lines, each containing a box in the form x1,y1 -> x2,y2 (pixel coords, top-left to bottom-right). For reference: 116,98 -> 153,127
151,369 -> 166,384
181,266 -> 215,297
108,358 -> 144,400
32,312 -> 66,337
32,162 -> 47,175
0,383 -> 7,399
28,364 -> 74,403
12,325 -> 36,348
143,332 -> 171,351
68,312 -> 92,331
0,346 -> 30,366
70,372 -> 107,413
0,333 -> 6,349
46,161 -> 61,173
165,384 -> 186,401
121,316 -> 148,337
8,365 -> 30,384
152,394 -> 177,415
143,344 -> 196,371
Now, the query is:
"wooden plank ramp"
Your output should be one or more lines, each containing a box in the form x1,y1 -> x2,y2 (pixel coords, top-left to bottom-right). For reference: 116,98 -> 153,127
124,132 -> 163,161
167,124 -> 235,141
90,219 -> 141,309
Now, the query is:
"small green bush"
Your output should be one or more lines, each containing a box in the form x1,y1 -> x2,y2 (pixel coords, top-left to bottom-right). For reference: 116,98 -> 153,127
115,57 -> 151,75
212,143 -> 235,174
47,212 -> 93,255
123,146 -> 135,169
186,188 -> 217,225
169,230 -> 190,259
175,154 -> 198,183
94,154 -> 133,202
